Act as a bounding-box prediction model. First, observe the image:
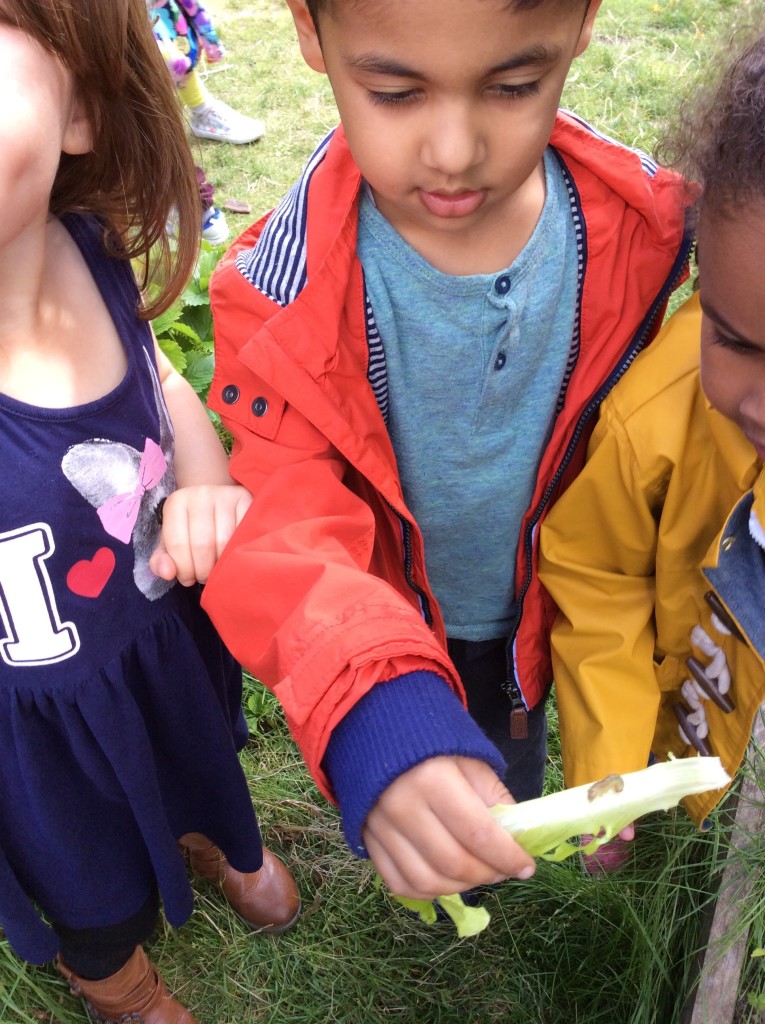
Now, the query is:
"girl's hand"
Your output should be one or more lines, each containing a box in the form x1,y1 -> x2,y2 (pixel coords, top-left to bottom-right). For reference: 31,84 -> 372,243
362,756 -> 536,899
581,823 -> 635,875
149,484 -> 252,585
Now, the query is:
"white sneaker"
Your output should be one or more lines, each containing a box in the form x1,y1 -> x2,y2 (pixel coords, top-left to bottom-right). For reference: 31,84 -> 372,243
201,206 -> 230,245
189,98 -> 265,145
166,205 -> 230,245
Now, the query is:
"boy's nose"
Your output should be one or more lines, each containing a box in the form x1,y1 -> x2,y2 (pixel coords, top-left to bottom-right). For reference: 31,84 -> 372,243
740,390 -> 765,439
421,103 -> 485,176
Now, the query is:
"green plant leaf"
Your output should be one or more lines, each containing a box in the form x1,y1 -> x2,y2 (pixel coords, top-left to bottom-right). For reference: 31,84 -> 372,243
183,304 -> 214,348
197,246 -> 223,290
183,352 -> 215,396
181,283 -> 211,307
151,299 -> 185,337
389,892 -> 491,937
168,321 -> 204,347
489,758 -> 730,862
393,895 -> 438,927
436,894 -> 491,937
389,757 -> 731,937
157,337 -> 187,373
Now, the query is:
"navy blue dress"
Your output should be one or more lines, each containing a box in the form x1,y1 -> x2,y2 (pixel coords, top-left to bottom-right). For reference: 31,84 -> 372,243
0,216 -> 262,964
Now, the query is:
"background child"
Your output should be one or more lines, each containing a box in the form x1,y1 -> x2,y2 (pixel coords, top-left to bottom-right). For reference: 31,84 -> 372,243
149,0 -> 267,244
0,2 -> 298,1022
149,0 -> 266,145
203,0 -> 691,901
539,29 -> 765,870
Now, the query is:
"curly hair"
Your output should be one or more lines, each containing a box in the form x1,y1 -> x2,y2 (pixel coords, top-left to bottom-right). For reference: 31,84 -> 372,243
660,31 -> 765,217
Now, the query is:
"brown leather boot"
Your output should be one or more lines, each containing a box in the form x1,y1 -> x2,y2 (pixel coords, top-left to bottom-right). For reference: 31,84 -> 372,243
180,833 -> 300,934
55,946 -> 198,1024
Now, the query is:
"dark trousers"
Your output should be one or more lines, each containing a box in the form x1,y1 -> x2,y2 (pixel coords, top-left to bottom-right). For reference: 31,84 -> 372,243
52,885 -> 159,980
448,636 -> 547,802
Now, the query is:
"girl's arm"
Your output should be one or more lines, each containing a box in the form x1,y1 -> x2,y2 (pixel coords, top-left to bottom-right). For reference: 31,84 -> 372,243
151,343 -> 252,584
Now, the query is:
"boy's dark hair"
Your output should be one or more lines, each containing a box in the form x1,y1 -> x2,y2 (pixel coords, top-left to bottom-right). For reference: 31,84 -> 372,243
0,0 -> 200,317
306,0 -> 589,31
660,31 -> 765,217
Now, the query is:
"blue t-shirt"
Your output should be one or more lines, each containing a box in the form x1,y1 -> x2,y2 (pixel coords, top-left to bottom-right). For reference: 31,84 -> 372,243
358,148 -> 578,640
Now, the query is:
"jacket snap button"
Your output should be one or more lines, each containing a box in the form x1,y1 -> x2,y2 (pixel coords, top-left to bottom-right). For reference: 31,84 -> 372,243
494,275 -> 512,295
222,384 -> 240,404
721,536 -> 735,552
494,351 -> 507,371
252,396 -> 268,417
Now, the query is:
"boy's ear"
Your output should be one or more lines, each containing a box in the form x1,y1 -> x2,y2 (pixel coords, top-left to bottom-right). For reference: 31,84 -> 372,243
573,0 -> 602,58
62,95 -> 93,156
285,0 -> 326,73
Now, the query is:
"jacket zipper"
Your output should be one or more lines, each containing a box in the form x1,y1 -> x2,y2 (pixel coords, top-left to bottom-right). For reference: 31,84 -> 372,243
385,499 -> 434,627
503,226 -> 695,716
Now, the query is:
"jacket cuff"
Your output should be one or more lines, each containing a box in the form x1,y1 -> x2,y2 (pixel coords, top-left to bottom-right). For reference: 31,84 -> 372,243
321,671 -> 507,857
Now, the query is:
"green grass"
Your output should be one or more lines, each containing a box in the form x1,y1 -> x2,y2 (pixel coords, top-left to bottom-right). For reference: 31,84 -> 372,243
6,707 -> 762,1023
3,2 -> 765,1023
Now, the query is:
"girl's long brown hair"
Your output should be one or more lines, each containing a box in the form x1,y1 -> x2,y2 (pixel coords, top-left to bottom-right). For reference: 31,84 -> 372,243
0,0 -> 200,317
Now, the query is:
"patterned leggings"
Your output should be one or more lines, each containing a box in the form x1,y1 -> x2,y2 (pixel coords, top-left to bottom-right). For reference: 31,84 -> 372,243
149,0 -> 224,84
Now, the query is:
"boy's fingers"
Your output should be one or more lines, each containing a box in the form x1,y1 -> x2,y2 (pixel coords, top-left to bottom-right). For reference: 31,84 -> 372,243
365,805 -> 511,899
363,757 -> 535,898
459,755 -> 518,808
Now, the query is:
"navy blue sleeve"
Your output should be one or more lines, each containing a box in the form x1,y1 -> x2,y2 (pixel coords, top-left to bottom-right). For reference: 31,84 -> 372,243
321,670 -> 507,856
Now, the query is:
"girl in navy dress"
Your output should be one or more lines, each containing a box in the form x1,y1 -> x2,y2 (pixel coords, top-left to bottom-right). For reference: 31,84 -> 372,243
0,2 -> 298,1022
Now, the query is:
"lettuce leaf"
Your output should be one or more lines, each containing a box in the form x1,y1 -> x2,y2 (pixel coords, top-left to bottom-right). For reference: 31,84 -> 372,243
392,756 -> 730,935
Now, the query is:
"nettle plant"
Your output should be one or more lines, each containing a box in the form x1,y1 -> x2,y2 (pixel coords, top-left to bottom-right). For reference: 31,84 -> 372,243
151,241 -> 226,412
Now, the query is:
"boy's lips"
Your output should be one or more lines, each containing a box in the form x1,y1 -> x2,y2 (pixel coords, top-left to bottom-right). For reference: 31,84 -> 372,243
418,188 -> 486,218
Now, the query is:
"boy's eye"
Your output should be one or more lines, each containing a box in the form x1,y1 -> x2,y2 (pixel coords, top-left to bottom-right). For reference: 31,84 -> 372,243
367,89 -> 419,107
366,80 -> 541,107
711,325 -> 758,356
493,81 -> 542,100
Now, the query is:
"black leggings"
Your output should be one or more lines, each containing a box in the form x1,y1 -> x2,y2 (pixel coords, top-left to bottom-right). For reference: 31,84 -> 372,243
53,885 -> 160,980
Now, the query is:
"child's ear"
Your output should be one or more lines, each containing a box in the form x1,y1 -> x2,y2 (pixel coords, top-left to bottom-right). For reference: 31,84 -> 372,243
62,96 -> 93,156
573,0 -> 602,58
285,0 -> 326,73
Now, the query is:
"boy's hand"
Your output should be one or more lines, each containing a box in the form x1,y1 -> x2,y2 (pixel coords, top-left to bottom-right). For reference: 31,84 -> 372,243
362,756 -> 536,899
149,484 -> 252,586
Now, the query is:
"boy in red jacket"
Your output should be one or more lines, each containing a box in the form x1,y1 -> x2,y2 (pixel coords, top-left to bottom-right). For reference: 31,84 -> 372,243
202,0 -> 691,900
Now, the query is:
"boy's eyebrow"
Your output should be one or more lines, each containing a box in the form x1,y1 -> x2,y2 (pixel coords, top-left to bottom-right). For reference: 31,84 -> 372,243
487,44 -> 563,75
344,43 -> 562,79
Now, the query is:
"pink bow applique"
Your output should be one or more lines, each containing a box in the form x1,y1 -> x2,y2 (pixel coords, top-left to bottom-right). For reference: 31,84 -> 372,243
97,438 -> 167,544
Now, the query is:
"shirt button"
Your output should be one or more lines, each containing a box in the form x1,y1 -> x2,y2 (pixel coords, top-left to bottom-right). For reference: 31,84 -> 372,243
494,351 -> 507,371
251,396 -> 268,417
222,384 -> 240,404
721,535 -> 736,552
494,275 -> 512,295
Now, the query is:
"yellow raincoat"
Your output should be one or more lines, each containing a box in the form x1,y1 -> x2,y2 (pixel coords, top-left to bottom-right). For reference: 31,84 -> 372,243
540,293 -> 765,824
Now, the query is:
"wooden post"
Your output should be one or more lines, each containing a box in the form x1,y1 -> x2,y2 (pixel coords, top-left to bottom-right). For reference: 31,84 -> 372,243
684,703 -> 765,1024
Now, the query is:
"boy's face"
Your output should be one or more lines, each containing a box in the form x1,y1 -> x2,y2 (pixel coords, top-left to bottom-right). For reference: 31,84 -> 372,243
698,204 -> 765,461
288,0 -> 599,273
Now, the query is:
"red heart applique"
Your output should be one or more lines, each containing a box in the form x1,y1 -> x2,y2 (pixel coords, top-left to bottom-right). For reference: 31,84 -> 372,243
67,547 -> 116,598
